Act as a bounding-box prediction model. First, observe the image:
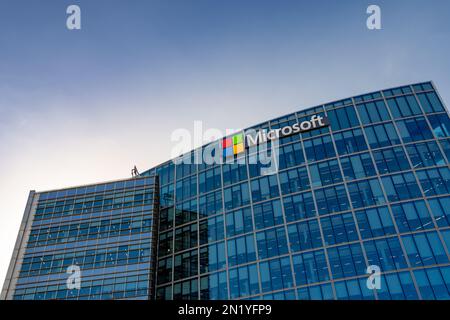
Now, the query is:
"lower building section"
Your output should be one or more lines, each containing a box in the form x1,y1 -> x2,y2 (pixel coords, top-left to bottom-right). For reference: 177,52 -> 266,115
1,176 -> 159,300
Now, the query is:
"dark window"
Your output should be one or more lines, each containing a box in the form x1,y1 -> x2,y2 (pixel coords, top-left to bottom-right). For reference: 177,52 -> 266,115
386,95 -> 422,118
256,226 -> 289,259
381,172 -> 422,202
406,141 -> 445,168
309,159 -> 343,187
283,192 -> 316,222
334,129 -> 368,155
373,147 -> 410,174
357,100 -> 391,124
327,106 -> 360,131
364,122 -> 400,149
288,218 -> 322,251
417,92 -> 445,113
396,117 -> 433,143
355,206 -> 395,239
340,153 -> 376,181
304,135 -> 336,162
315,184 -> 350,215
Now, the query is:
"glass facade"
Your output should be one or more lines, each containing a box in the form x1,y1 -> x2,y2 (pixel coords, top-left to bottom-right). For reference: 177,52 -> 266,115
2,81 -> 450,300
2,176 -> 159,300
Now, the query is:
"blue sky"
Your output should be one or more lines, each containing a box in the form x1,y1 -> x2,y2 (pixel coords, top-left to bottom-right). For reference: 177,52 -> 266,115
0,0 -> 450,282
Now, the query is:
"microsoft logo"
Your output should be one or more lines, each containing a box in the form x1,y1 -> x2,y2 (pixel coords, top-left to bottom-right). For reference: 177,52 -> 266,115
222,133 -> 244,157
220,115 -> 329,158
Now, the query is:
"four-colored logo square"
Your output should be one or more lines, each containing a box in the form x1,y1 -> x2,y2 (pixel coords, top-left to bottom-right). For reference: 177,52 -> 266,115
223,133 -> 244,157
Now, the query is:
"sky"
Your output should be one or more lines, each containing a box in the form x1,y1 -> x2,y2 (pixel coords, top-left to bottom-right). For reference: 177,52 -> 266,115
0,0 -> 450,284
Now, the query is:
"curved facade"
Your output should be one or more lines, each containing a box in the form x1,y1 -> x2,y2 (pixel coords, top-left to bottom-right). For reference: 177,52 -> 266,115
144,81 -> 450,300
3,81 -> 450,300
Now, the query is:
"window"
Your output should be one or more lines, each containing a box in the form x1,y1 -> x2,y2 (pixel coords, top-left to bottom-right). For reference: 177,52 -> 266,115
248,150 -> 277,178
175,175 -> 197,202
282,192 -> 316,222
364,237 -> 407,271
439,139 -> 450,162
334,128 -> 368,155
340,153 -> 376,181
412,82 -> 433,92
175,223 -> 197,252
229,264 -> 259,299
383,85 -> 412,97
396,117 -> 433,143
355,91 -> 383,102
157,257 -> 172,285
381,172 -> 421,202
347,179 -> 386,208
297,283 -> 334,300
391,201 -> 433,233
174,249 -> 198,281
327,105 -> 360,131
327,243 -> 366,279
227,234 -> 256,267
199,167 -> 221,194
200,271 -> 228,300
199,215 -> 224,244
414,266 -> 450,300
373,147 -> 410,174
173,279 -> 198,300
278,143 -> 305,170
279,166 -> 310,195
222,162 -> 247,186
402,231 -> 449,266
160,184 -> 174,207
442,230 -> 450,252
417,92 -> 445,113
260,257 -> 293,293
253,199 -> 283,230
320,212 -> 358,245
304,135 -> 336,162
377,271 -> 418,300
428,196 -> 450,227
287,219 -> 322,252
364,122 -> 400,149
315,184 -> 350,215
428,113 -> 450,138
416,167 -> 450,196
292,249 -> 330,286
176,152 -> 197,179
356,206 -> 395,239
406,141 -> 445,168
386,95 -> 422,118
309,159 -> 343,187
199,242 -> 226,273
224,182 -> 250,211
334,278 -> 375,300
225,207 -> 253,237
250,175 -> 279,202
175,198 -> 197,225
158,230 -> 173,257
263,289 -> 296,300
198,190 -> 222,217
357,100 -> 391,124
256,226 -> 289,259
156,162 -> 175,185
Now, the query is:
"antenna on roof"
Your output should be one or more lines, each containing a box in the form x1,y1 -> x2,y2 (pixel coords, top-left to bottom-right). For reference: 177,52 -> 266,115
131,165 -> 140,177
